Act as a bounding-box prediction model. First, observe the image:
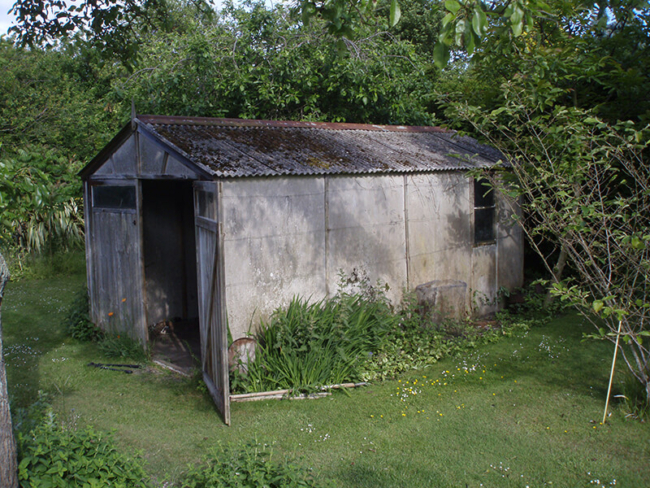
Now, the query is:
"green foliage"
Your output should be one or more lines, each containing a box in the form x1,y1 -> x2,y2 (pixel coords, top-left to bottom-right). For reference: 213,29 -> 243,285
181,442 -> 329,488
98,333 -> 147,361
4,250 -> 87,282
17,411 -> 149,488
234,290 -> 397,393
0,39 -> 121,160
388,0 -> 444,59
497,282 -> 570,325
121,2 -> 436,125
63,287 -> 103,342
436,2 -> 650,124
0,148 -> 85,257
362,292 -> 534,381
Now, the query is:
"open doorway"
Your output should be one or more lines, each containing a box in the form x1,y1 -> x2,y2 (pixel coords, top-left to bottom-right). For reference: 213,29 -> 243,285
141,179 -> 200,374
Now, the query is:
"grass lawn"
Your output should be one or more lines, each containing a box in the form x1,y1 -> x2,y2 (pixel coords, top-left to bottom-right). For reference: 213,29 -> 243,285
3,269 -> 650,487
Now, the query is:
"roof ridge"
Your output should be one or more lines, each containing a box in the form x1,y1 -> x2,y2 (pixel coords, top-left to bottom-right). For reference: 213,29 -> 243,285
136,114 -> 453,134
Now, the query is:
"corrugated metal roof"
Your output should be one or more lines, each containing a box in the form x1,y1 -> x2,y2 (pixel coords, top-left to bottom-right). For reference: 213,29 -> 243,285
136,115 -> 504,178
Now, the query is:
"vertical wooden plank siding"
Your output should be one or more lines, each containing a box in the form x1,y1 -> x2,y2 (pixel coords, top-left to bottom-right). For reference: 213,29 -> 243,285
216,181 -> 230,424
194,181 -> 230,425
87,182 -> 147,343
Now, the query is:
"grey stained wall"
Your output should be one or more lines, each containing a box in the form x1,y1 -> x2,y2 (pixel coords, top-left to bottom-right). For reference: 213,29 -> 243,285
221,172 -> 523,341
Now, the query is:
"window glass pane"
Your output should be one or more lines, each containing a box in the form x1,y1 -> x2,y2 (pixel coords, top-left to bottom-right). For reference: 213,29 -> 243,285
475,207 -> 495,243
198,190 -> 216,220
93,185 -> 136,209
474,178 -> 494,208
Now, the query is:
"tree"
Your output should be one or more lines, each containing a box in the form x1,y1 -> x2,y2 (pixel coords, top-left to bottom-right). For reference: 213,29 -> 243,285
0,252 -> 18,488
117,1 -> 437,125
450,86 -> 650,403
9,0 -> 168,67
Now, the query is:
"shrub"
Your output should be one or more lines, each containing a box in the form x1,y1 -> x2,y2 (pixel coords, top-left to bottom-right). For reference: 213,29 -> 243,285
63,287 -> 104,342
181,442 -> 329,488
17,411 -> 149,488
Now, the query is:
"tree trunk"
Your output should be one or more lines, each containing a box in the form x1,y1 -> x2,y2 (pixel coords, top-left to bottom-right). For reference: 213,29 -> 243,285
0,252 -> 18,488
544,245 -> 568,309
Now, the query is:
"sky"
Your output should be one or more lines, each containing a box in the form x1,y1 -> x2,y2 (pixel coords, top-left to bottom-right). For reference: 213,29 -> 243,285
0,0 -> 15,37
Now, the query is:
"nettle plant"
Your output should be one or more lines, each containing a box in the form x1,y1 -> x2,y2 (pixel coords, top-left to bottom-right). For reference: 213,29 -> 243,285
454,86 -> 650,405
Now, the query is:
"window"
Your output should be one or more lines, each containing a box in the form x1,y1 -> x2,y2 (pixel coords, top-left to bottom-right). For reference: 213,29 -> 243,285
92,185 -> 136,210
197,190 -> 216,221
474,178 -> 495,244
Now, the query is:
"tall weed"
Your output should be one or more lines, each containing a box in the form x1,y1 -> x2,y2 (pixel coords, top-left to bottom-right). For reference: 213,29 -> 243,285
63,287 -> 103,342
235,292 -> 397,393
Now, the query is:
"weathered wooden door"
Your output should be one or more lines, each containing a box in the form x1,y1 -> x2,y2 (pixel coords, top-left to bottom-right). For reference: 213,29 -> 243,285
193,181 -> 230,424
85,181 -> 148,343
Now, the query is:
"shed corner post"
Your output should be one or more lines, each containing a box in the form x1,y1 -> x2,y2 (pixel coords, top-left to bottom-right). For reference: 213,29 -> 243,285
136,178 -> 149,346
83,180 -> 96,325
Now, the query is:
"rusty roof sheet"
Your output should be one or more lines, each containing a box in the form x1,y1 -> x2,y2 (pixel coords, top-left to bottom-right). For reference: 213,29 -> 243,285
136,115 -> 504,178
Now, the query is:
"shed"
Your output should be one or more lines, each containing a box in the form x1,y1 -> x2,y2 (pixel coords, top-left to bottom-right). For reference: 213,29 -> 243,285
80,114 -> 523,424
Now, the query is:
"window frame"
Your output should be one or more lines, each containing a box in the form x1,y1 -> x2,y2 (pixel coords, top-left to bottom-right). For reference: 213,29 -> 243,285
473,177 -> 496,245
91,182 -> 137,214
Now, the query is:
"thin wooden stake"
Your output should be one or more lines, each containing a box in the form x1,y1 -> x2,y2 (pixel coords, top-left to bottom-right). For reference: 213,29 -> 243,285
603,319 -> 623,424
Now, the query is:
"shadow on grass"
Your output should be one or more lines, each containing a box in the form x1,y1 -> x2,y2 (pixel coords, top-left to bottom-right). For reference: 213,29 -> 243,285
485,312 -> 616,401
334,462 -> 443,488
3,273 -> 86,408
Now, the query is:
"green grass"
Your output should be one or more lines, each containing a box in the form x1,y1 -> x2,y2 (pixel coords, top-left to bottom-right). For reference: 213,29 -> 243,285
3,265 -> 650,487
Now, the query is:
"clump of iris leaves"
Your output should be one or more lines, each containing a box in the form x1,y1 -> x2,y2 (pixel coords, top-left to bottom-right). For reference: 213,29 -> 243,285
230,279 -> 532,395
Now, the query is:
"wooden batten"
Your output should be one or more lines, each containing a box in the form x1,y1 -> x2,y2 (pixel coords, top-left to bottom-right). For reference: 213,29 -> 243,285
230,382 -> 368,402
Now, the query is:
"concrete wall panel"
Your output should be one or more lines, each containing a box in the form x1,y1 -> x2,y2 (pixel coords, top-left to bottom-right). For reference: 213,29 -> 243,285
497,193 -> 524,291
219,172 -> 523,339
406,173 -> 472,313
326,175 -> 407,304
471,245 -> 497,316
221,177 -> 327,339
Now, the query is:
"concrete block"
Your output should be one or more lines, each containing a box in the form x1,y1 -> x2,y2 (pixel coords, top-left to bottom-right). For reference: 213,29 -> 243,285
415,280 -> 467,321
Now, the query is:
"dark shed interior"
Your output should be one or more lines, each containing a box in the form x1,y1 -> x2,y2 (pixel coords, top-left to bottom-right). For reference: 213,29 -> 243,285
142,180 -> 200,367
